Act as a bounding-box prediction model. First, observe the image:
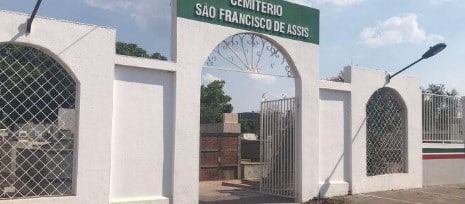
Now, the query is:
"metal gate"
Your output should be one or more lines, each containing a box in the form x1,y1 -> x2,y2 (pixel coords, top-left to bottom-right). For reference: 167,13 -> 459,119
260,98 -> 296,198
422,93 -> 464,143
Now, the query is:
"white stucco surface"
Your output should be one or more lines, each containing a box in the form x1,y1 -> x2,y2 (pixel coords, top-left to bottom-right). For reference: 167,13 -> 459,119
423,159 -> 465,186
422,143 -> 465,186
110,66 -> 174,204
319,88 -> 350,197
346,66 -> 423,194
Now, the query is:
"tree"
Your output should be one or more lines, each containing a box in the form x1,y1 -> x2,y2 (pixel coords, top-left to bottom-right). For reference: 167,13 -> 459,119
200,80 -> 233,124
116,41 -> 167,61
326,71 -> 344,82
238,112 -> 260,134
421,84 -> 458,96
0,44 -> 76,129
239,118 -> 259,134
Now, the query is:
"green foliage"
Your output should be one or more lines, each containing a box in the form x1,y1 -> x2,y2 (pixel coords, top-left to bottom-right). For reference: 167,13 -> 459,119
238,112 -> 260,134
116,41 -> 167,61
239,118 -> 259,134
150,52 -> 168,61
421,84 -> 458,96
0,44 -> 76,128
326,71 -> 344,82
422,84 -> 460,131
200,80 -> 233,124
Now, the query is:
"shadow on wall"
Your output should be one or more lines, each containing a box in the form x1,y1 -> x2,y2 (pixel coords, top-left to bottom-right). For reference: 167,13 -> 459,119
319,78 -> 396,197
10,23 -> 26,41
9,21 -> 99,58
318,117 -> 367,197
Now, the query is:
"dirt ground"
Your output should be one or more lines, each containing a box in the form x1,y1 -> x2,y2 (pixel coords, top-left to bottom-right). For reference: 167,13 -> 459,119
200,181 -> 465,204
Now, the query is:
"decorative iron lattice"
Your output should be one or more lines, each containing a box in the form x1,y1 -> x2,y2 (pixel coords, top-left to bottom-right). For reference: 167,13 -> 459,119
205,33 -> 294,78
366,88 -> 406,176
422,93 -> 464,143
0,44 -> 76,199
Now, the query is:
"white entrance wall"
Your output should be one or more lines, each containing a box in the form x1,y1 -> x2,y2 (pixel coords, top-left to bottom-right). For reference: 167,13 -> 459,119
0,11 -> 115,204
0,9 -> 425,204
345,66 -> 423,194
317,66 -> 422,197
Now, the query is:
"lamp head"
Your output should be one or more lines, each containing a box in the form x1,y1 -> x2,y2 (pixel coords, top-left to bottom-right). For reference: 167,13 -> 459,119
422,43 -> 447,59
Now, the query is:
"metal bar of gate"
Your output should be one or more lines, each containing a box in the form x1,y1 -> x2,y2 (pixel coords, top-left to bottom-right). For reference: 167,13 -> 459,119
259,103 -> 265,193
284,101 -> 292,196
260,98 -> 296,198
284,100 -> 292,196
290,99 -> 293,197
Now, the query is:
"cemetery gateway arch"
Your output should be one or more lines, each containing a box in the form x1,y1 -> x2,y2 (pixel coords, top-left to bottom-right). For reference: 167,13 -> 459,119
201,32 -> 301,198
173,0 -> 320,202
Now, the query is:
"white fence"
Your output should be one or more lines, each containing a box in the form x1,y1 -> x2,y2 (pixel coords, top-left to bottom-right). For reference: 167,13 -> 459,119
422,93 -> 464,143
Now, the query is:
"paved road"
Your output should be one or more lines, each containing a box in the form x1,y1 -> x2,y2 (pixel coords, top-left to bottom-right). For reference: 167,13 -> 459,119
338,184 -> 465,204
200,181 -> 294,204
200,181 -> 465,204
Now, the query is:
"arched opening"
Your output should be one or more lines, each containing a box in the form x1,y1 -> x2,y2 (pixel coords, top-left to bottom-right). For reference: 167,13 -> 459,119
366,87 -> 407,176
199,33 -> 299,202
0,44 -> 77,199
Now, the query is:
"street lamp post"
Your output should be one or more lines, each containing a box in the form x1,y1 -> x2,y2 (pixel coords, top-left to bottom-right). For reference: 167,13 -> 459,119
387,43 -> 447,82
26,0 -> 43,33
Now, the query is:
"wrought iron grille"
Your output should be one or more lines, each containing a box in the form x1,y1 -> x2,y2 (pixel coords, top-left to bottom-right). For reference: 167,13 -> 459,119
205,33 -> 294,78
422,93 -> 464,143
0,44 -> 76,199
260,98 -> 295,198
366,88 -> 406,176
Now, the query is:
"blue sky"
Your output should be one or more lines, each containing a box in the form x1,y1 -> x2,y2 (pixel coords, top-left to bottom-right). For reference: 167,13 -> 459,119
1,0 -> 464,112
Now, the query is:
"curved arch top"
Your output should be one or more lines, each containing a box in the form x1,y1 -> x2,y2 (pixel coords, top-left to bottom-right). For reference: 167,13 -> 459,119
204,32 -> 299,79
368,87 -> 407,111
0,42 -> 80,84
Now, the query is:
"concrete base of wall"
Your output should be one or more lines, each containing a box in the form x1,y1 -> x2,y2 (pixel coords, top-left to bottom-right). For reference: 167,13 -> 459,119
318,181 -> 349,197
423,159 -> 465,186
110,196 -> 169,204
422,144 -> 465,186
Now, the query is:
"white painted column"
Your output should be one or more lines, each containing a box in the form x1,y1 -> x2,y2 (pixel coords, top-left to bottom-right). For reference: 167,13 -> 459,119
295,78 -> 320,202
170,2 -> 201,203
171,18 -> 204,200
172,67 -> 202,204
171,13 -> 203,204
290,44 -> 320,203
462,97 -> 465,139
